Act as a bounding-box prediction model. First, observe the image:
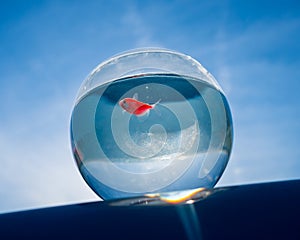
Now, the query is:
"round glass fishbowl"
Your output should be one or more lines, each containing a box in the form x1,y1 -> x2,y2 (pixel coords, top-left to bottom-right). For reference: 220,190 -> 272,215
70,48 -> 233,202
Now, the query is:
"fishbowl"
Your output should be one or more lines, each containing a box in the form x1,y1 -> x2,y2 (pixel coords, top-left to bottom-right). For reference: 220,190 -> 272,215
70,48 -> 233,202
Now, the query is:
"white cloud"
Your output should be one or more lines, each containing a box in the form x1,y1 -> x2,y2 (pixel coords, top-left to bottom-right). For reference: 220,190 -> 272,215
217,73 -> 300,187
121,3 -> 163,48
0,95 -> 98,213
211,18 -> 300,187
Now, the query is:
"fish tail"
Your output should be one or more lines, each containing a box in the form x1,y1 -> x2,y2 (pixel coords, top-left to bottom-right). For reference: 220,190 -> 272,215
152,99 -> 161,107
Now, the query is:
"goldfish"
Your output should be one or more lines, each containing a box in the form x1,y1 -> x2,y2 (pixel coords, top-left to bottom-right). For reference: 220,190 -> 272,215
119,94 -> 160,116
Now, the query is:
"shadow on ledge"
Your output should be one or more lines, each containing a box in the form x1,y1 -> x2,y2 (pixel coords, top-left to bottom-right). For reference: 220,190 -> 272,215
0,180 -> 300,239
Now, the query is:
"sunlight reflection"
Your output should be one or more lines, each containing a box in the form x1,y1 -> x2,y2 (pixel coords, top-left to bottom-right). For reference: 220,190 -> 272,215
109,187 -> 226,206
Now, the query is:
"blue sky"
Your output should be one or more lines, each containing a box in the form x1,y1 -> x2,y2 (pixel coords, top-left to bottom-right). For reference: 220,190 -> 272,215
0,0 -> 299,213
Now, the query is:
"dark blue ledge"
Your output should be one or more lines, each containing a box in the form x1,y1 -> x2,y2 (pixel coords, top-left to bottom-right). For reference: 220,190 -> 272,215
0,180 -> 300,239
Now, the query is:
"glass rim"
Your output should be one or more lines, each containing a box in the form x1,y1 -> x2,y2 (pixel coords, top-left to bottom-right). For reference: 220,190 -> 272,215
76,48 -> 222,102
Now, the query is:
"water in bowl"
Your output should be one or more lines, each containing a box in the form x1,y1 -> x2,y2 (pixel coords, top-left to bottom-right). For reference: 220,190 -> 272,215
70,73 -> 233,200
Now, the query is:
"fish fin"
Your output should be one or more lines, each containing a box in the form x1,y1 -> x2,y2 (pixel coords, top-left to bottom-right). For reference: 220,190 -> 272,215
153,106 -> 161,117
136,110 -> 150,121
133,93 -> 138,100
152,99 -> 161,117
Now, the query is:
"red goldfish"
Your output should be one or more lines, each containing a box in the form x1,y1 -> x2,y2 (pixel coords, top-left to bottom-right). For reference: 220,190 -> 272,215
119,94 -> 160,116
